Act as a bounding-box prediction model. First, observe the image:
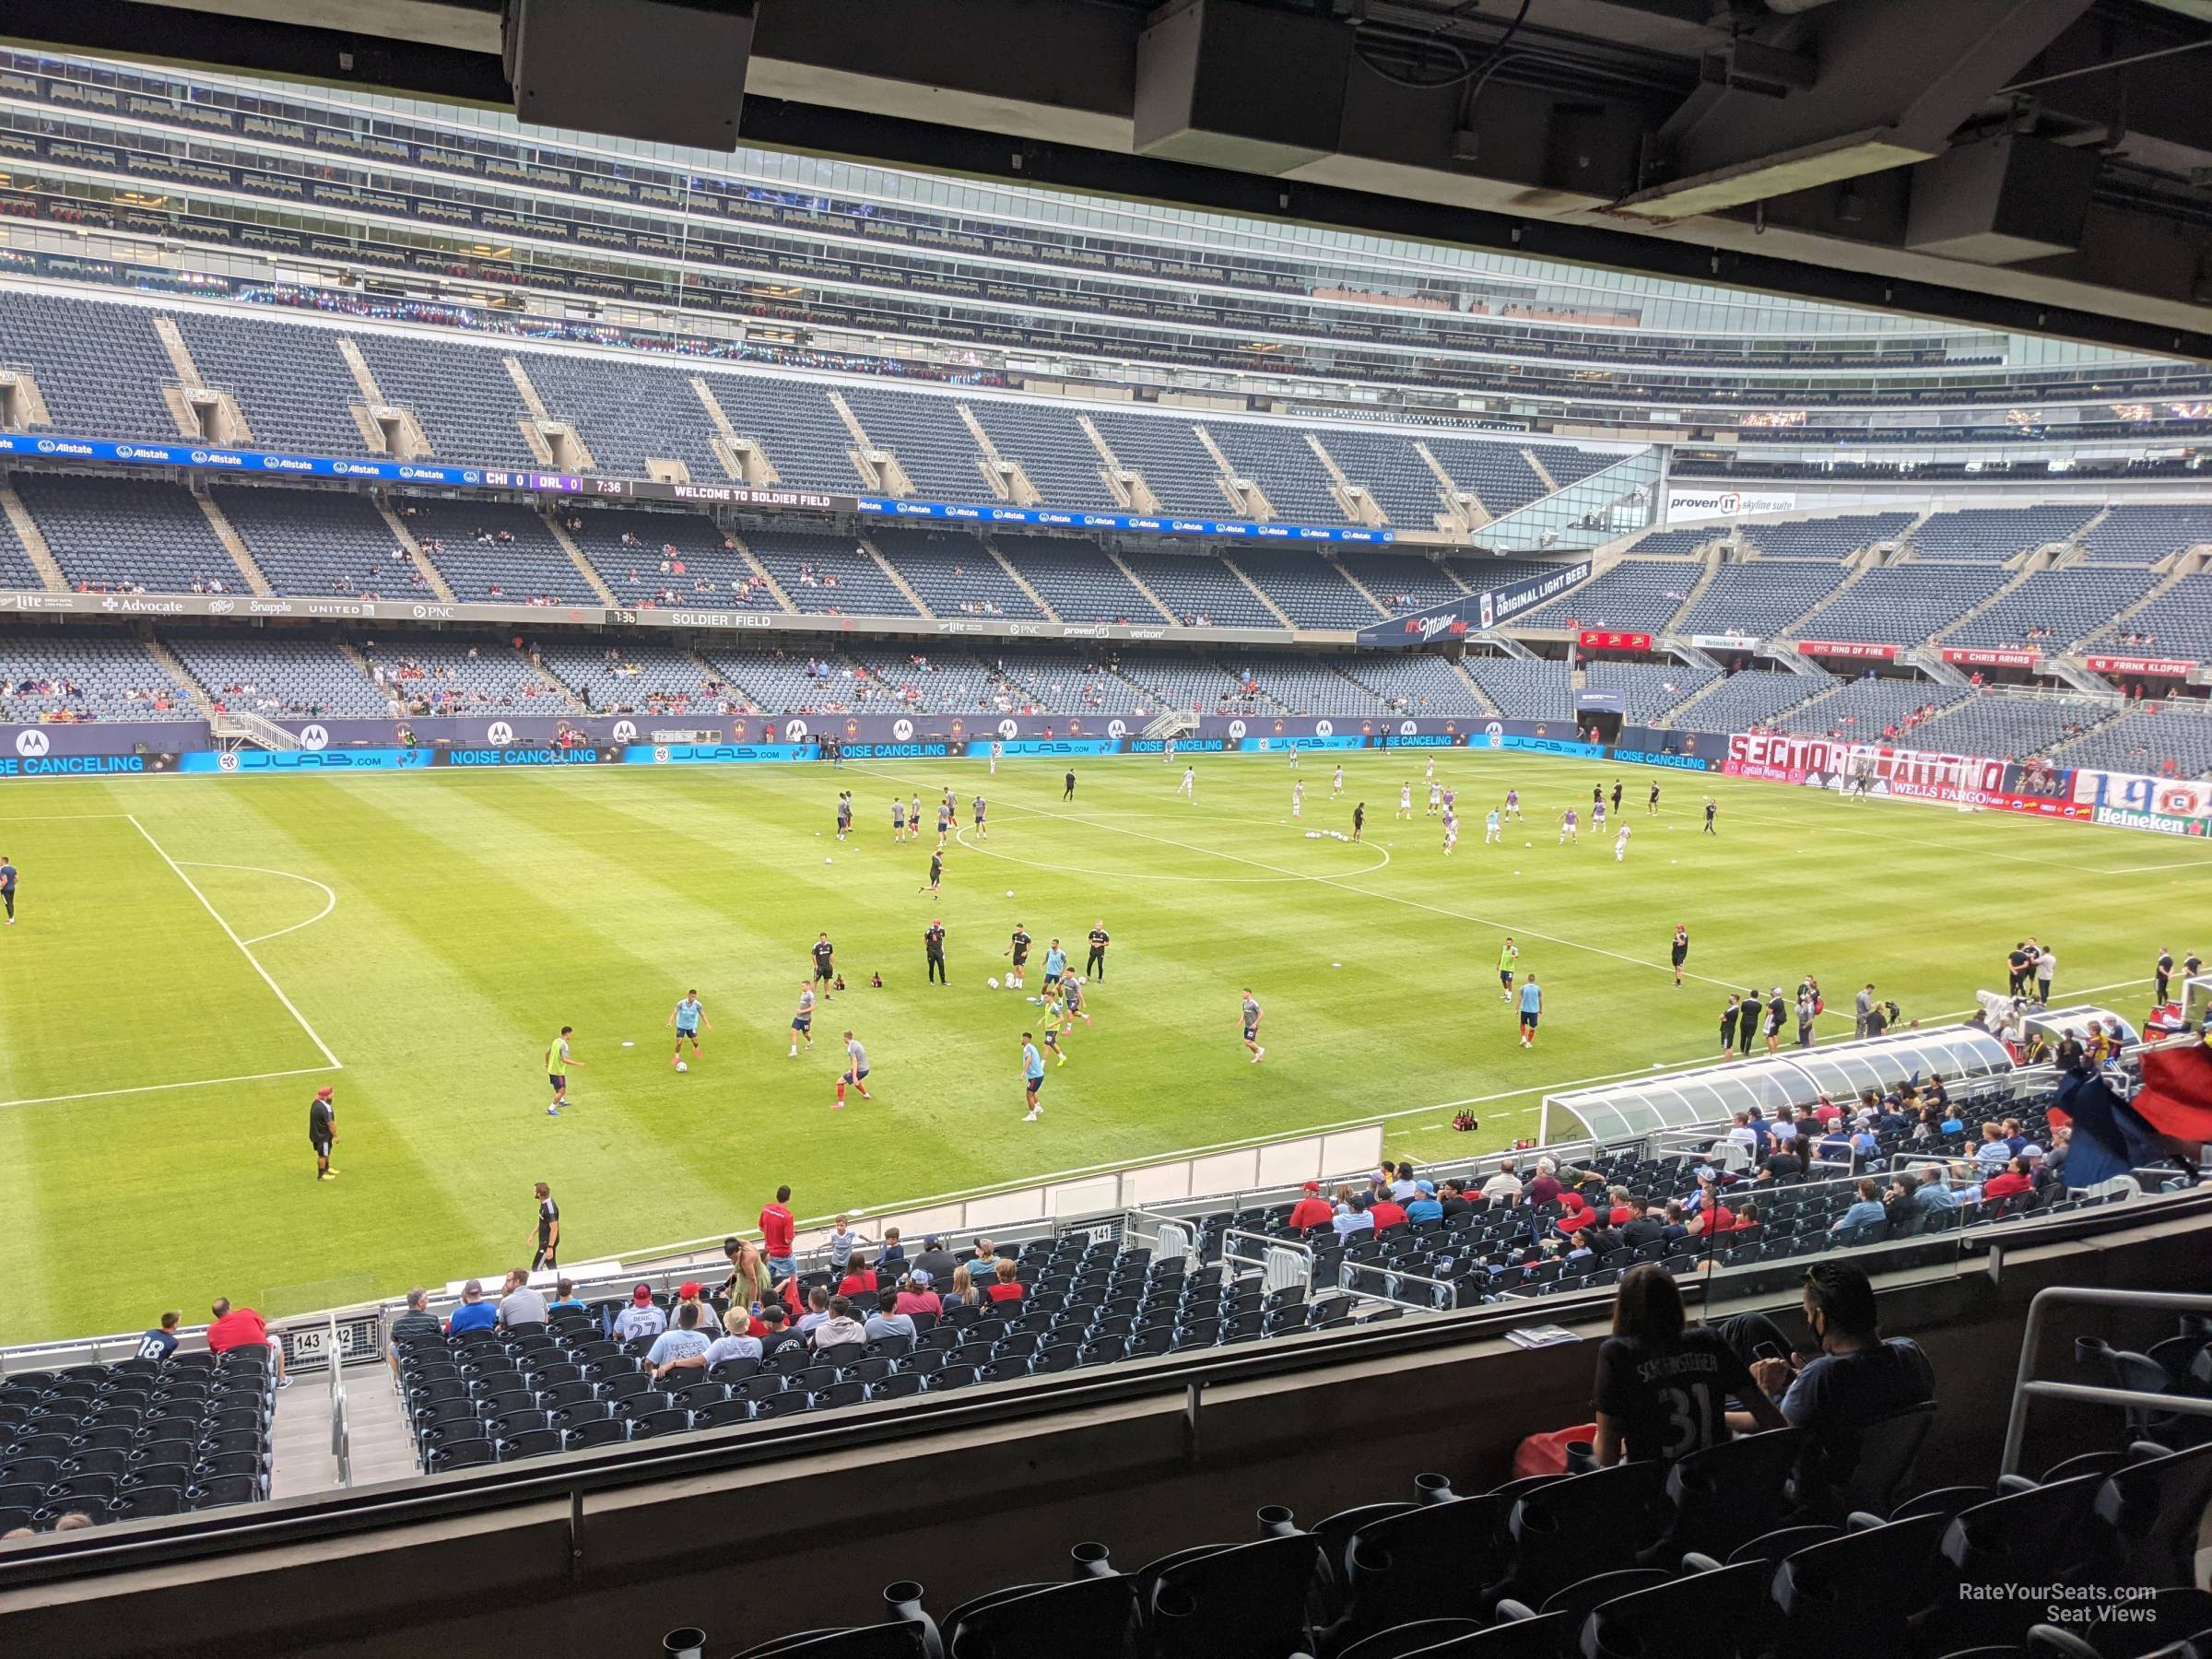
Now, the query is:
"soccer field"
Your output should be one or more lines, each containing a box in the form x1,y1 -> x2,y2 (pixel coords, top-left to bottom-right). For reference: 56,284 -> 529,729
0,748 -> 2203,1347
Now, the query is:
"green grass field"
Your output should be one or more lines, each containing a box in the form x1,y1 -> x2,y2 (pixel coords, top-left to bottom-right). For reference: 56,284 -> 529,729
0,747 -> 2204,1347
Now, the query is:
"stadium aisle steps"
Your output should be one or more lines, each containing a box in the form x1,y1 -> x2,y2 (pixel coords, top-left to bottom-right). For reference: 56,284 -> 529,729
269,1362 -> 418,1499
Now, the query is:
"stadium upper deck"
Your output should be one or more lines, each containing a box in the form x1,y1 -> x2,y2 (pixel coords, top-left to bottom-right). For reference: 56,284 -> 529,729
1,51 -> 2207,445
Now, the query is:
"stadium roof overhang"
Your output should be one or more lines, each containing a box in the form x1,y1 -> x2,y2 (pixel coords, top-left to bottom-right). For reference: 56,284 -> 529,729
1541,1025 -> 2018,1144
8,0 -> 2212,360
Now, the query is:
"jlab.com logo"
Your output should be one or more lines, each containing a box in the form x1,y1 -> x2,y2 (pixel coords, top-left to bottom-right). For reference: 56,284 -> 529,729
14,729 -> 50,758
893,718 -> 914,741
612,720 -> 637,743
486,721 -> 514,746
218,751 -> 240,771
298,724 -> 329,751
653,745 -> 671,764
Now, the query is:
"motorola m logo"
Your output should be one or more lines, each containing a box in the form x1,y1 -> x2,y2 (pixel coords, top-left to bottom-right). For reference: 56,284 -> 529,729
893,718 -> 914,741
785,719 -> 810,741
611,720 -> 637,743
1314,720 -> 1334,738
1486,722 -> 1505,748
1400,720 -> 1418,736
486,721 -> 514,746
1107,719 -> 1127,739
14,729 -> 50,758
998,719 -> 1019,738
1229,720 -> 1247,740
298,724 -> 329,751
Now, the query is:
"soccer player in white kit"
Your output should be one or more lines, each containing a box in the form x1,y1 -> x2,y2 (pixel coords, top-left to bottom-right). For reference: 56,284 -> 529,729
1425,756 -> 1435,782
1397,782 -> 1413,819
1427,781 -> 1441,817
1442,809 -> 1459,855
1331,765 -> 1344,798
1291,780 -> 1303,818
1178,766 -> 1195,800
989,740 -> 1001,775
1614,824 -> 1632,862
1485,807 -> 1502,844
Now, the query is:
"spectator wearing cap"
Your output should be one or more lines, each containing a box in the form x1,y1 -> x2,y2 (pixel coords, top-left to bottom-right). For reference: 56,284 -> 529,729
912,1234 -> 956,1286
755,1303 -> 801,1360
613,1284 -> 667,1343
695,1307 -> 763,1371
496,1269 -> 547,1329
669,1281 -> 714,1336
1287,1181 -> 1335,1230
1369,1188 -> 1409,1230
1405,1182 -> 1444,1224
967,1237 -> 1001,1279
446,1281 -> 498,1335
893,1270 -> 941,1318
1439,1178 -> 1475,1218
865,1290 -> 917,1345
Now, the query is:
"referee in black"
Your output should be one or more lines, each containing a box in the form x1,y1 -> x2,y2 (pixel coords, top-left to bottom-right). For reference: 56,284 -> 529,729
924,918 -> 947,984
1085,921 -> 1110,981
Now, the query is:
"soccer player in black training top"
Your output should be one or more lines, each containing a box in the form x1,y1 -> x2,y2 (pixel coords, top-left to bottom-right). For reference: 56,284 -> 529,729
309,1085 -> 336,1182
1005,924 -> 1032,991
924,919 -> 947,984
1671,925 -> 1689,988
811,932 -> 836,998
1086,922 -> 1111,981
2156,947 -> 2174,1004
1610,780 -> 1623,816
1703,797 -> 1718,834
1064,768 -> 1076,800
1720,995 -> 1740,1056
1737,989 -> 1759,1056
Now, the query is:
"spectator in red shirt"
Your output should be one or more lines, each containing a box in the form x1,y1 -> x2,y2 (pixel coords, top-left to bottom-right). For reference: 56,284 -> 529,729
1369,1193 -> 1409,1230
1286,1181 -> 1335,1231
892,1270 -> 942,1318
1982,1157 -> 2034,1200
837,1253 -> 879,1298
206,1298 -> 289,1389
1555,1190 -> 1596,1237
1606,1185 -> 1636,1226
985,1259 -> 1025,1304
759,1183 -> 796,1279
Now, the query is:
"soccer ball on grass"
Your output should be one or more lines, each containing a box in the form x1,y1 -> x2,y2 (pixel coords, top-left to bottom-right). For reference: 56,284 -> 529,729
987,977 -> 1000,989
676,1061 -> 688,1074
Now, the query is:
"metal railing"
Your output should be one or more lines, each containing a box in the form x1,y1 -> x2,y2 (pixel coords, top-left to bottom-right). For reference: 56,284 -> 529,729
326,1313 -> 352,1491
1221,1230 -> 1310,1298
2000,1287 -> 2212,1477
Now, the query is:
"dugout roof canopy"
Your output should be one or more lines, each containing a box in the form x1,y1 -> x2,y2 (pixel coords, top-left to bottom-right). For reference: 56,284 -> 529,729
1543,1027 -> 2017,1146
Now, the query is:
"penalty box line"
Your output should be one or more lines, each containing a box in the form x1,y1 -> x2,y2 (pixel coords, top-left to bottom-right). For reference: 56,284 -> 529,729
849,761 -> 1789,1006
125,814 -> 344,1071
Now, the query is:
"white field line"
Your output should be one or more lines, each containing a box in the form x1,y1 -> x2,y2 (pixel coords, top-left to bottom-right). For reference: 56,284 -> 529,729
177,861 -> 339,946
127,815 -> 343,1069
0,1065 -> 339,1112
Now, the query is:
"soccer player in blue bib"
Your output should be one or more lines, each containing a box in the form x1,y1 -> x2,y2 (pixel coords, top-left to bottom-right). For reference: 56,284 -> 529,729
669,989 -> 710,1067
